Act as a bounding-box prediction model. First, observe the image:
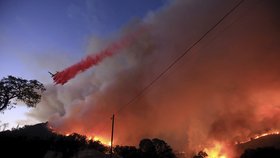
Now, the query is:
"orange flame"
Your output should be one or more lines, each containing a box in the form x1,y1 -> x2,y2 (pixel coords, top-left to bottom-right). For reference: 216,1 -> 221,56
47,125 -> 111,146
88,135 -> 111,146
236,130 -> 280,144
202,130 -> 280,158
76,134 -> 111,146
204,142 -> 229,158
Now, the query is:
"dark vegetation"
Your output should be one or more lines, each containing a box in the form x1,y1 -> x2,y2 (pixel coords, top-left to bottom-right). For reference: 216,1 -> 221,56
236,134 -> 280,150
236,134 -> 280,158
0,122 -> 176,158
114,138 -> 176,158
0,123 -> 107,158
0,75 -> 45,112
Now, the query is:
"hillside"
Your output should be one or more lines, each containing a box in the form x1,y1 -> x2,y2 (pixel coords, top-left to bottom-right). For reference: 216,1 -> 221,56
1,122 -> 54,138
0,123 -> 176,158
0,122 -> 107,158
235,134 -> 280,158
237,134 -> 280,150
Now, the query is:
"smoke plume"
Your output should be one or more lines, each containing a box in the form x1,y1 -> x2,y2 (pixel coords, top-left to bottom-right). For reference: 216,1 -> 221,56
28,0 -> 280,154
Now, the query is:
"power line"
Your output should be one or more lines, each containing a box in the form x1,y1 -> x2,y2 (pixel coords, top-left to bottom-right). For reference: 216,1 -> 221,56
92,0 -> 246,142
116,0 -> 245,114
70,1 -> 247,136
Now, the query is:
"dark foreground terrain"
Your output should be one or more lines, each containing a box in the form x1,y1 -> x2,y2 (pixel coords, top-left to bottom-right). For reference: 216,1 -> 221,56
0,123 -> 176,158
236,134 -> 280,158
1,123 -> 280,158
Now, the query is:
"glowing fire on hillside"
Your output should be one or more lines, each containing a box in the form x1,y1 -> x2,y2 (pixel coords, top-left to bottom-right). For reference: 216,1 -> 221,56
64,133 -> 111,146
236,130 -> 280,144
48,125 -> 111,146
65,133 -> 111,146
86,135 -> 112,146
200,130 -> 280,158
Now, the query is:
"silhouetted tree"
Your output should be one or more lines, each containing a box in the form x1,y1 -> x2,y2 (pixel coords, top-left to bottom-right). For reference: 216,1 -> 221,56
114,145 -> 141,158
0,75 -> 45,112
139,138 -> 157,158
88,140 -> 108,153
139,138 -> 176,158
152,138 -> 176,158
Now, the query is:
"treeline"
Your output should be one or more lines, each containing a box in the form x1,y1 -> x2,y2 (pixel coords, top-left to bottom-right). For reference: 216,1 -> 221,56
0,122 -> 176,158
114,138 -> 176,158
0,123 -> 107,158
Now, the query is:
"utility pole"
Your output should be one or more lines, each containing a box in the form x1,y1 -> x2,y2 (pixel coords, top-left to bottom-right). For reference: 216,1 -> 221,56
110,114 -> 115,158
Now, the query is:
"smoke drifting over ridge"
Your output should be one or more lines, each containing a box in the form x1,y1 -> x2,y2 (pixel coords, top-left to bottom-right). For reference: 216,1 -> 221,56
29,0 -> 280,152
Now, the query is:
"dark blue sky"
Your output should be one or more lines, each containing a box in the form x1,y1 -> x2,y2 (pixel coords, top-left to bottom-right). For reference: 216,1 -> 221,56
0,0 -> 166,128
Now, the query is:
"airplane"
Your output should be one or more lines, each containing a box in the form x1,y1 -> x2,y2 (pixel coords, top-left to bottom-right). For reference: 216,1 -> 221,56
48,71 -> 59,77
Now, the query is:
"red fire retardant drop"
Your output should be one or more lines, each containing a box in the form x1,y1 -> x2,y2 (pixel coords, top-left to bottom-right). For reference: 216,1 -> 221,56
53,28 -> 145,85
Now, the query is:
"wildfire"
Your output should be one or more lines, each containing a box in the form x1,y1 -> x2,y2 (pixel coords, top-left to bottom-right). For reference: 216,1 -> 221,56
236,130 -> 280,144
48,125 -> 111,146
86,135 -> 111,146
204,142 -> 229,158
62,132 -> 111,146
254,131 -> 280,139
200,130 -> 280,158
